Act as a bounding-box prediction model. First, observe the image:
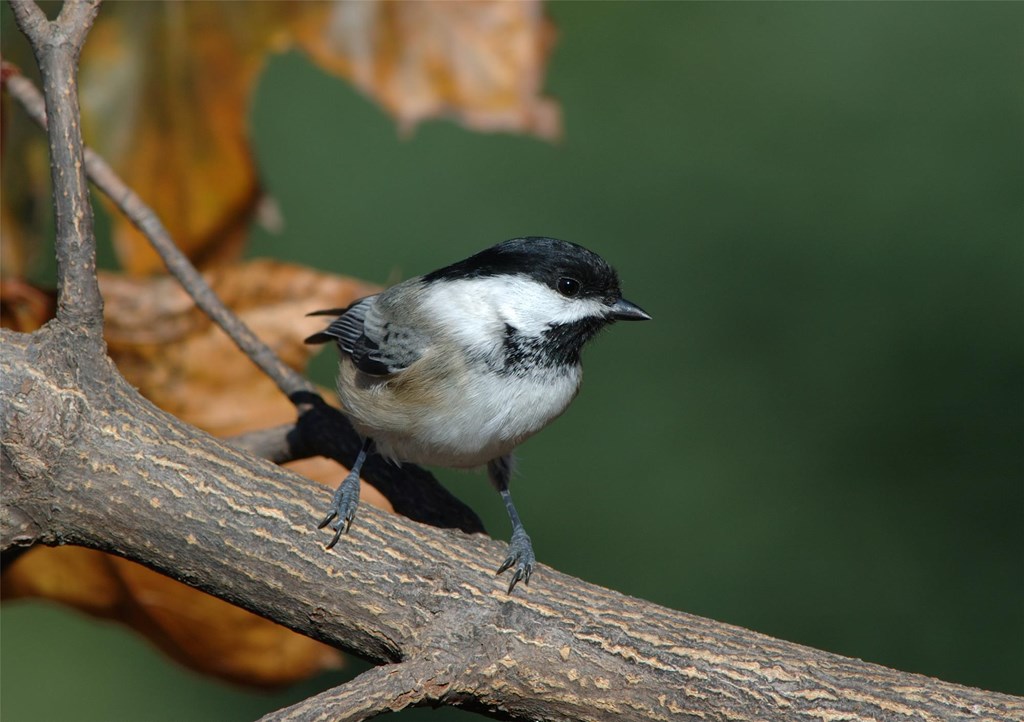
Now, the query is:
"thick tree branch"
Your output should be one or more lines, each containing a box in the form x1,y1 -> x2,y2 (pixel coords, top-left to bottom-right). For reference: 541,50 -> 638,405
3,331 -> 1021,721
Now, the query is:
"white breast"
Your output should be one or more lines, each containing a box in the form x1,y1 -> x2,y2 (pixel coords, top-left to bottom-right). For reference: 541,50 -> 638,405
340,275 -> 594,468
352,361 -> 580,469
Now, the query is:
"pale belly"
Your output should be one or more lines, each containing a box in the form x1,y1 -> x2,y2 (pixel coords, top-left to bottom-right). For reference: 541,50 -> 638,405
340,362 -> 582,468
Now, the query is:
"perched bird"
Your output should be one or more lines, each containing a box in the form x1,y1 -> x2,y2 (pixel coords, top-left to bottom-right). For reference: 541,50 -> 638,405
306,236 -> 650,592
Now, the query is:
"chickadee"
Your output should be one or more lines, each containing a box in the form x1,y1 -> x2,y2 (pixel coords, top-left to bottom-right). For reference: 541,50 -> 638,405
306,236 -> 650,592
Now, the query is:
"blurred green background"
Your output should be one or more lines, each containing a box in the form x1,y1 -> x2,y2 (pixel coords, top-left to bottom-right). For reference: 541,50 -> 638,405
3,2 -> 1022,720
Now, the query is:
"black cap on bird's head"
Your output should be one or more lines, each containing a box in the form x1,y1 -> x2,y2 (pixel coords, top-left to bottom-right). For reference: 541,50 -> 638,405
424,236 -> 651,322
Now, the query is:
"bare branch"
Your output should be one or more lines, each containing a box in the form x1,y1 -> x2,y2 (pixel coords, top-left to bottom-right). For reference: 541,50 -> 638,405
261,658 -> 457,722
6,0 -> 47,43
9,0 -> 103,336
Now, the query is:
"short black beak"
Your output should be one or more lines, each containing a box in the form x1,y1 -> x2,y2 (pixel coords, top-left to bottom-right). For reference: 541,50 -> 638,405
609,297 -> 651,321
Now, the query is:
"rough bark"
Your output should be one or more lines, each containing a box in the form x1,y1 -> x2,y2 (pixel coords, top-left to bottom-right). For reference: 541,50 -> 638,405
4,329 -> 1023,722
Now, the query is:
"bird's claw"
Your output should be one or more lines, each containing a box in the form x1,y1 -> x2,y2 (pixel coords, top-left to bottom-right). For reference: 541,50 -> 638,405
496,528 -> 535,594
317,471 -> 359,550
316,510 -> 336,529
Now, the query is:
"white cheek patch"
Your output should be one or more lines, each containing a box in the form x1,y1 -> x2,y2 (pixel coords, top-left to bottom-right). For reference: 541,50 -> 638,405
424,276 -> 608,347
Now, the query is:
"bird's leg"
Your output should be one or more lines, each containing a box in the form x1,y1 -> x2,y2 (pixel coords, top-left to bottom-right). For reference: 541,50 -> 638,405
488,455 -> 536,593
318,437 -> 373,549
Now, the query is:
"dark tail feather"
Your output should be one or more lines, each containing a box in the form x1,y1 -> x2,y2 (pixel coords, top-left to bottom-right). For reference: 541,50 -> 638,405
305,307 -> 349,344
305,331 -> 337,345
305,296 -> 371,346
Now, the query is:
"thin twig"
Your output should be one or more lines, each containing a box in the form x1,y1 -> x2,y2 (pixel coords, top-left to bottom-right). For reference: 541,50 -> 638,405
0,57 -> 311,399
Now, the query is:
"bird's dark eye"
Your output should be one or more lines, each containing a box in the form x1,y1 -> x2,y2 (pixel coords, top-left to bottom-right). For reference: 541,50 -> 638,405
557,277 -> 581,298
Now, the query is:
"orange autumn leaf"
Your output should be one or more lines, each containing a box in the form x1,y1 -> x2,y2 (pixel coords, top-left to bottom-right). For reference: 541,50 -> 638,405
70,0 -> 557,275
78,3 -> 272,274
291,0 -> 560,139
4,2 -> 558,276
99,258 -> 375,433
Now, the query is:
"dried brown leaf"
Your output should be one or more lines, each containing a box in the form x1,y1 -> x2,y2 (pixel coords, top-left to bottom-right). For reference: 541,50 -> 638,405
79,4 -> 271,274
100,258 -> 377,435
291,0 -> 561,139
5,1 -> 558,276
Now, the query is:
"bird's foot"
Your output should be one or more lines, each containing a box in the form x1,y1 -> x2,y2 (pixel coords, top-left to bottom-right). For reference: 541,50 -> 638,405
317,470 -> 360,549
496,527 -> 535,594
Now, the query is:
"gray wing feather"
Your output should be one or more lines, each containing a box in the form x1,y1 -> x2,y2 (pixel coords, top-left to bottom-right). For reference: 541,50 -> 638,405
306,293 -> 425,376
330,297 -> 377,356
